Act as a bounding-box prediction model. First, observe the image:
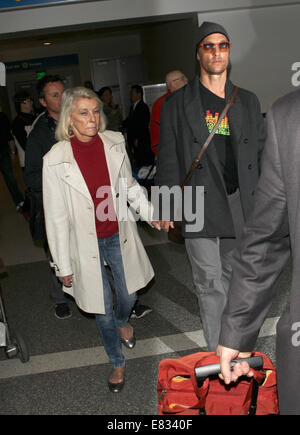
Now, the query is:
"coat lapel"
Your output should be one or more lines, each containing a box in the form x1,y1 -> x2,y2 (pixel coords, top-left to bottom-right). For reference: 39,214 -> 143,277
59,134 -> 125,200
59,143 -> 93,203
100,132 -> 125,190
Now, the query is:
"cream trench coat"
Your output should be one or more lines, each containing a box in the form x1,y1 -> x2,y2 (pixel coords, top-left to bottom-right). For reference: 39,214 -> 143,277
42,130 -> 154,314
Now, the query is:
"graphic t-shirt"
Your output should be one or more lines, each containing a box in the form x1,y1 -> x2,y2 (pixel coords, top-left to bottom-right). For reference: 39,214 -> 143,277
199,82 -> 238,194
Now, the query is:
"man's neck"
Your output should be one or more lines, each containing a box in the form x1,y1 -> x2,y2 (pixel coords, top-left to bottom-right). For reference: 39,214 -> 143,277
47,110 -> 59,121
200,72 -> 227,99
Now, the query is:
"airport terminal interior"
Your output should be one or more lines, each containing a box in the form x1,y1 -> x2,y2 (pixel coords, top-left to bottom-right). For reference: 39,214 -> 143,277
0,0 -> 296,415
0,157 -> 291,415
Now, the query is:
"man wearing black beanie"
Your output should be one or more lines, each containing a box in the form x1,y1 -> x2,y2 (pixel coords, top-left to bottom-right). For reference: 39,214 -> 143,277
156,21 -> 266,351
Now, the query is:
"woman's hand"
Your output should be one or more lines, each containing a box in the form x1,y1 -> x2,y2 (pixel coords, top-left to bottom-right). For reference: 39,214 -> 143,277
151,221 -> 161,230
59,275 -> 73,287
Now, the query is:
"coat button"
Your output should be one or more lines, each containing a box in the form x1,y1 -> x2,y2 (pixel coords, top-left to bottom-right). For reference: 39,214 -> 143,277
244,138 -> 249,144
248,164 -> 252,170
116,193 -> 119,198
124,239 -> 127,243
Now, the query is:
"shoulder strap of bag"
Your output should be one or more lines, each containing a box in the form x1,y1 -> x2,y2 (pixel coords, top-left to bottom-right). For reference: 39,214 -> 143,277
181,85 -> 239,189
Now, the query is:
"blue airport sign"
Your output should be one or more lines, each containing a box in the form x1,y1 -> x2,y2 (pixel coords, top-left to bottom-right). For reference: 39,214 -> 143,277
0,0 -> 98,10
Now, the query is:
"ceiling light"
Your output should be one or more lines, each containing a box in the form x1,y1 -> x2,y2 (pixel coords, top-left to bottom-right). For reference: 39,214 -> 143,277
43,41 -> 52,46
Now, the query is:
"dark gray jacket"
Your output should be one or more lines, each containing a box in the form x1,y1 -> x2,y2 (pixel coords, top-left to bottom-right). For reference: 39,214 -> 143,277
219,89 -> 300,415
24,111 -> 57,192
155,77 -> 266,238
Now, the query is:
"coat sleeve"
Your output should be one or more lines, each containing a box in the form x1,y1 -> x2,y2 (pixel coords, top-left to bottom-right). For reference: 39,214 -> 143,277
219,104 -> 291,351
254,94 -> 267,172
156,97 -> 180,188
25,129 -> 45,191
42,157 -> 72,277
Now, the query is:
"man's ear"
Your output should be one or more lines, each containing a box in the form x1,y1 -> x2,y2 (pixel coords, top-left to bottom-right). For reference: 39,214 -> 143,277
39,97 -> 47,108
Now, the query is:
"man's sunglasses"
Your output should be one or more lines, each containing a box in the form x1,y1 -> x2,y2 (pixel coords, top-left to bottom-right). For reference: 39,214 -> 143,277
198,41 -> 231,53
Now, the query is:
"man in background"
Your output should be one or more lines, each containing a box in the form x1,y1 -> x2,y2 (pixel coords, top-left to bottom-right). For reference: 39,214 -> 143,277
123,84 -> 154,168
0,110 -> 24,211
150,70 -> 187,157
25,75 -> 71,320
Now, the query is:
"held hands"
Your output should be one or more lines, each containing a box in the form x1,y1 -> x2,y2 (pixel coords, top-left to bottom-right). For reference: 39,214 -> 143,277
215,345 -> 253,384
157,221 -> 174,232
151,221 -> 175,232
59,275 -> 73,288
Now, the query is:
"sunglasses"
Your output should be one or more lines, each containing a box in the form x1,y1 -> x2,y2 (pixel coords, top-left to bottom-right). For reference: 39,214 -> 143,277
198,41 -> 231,53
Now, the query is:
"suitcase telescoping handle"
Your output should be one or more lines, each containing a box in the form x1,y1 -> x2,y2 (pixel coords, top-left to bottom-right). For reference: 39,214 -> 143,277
194,356 -> 263,386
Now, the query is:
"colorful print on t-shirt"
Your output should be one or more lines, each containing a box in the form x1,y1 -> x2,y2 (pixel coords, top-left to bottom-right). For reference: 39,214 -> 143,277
205,110 -> 230,136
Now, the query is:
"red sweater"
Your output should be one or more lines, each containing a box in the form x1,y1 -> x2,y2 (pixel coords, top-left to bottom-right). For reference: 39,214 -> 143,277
71,134 -> 118,238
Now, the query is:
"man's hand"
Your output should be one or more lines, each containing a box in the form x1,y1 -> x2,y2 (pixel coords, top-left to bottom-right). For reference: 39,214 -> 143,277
158,220 -> 174,232
216,345 -> 253,384
59,275 -> 73,287
151,221 -> 161,230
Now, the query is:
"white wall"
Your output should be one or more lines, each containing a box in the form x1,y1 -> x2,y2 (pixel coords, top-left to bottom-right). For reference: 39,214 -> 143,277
197,3 -> 300,112
0,0 -> 295,35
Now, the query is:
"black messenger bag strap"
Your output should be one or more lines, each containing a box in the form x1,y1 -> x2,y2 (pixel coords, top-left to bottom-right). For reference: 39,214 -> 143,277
181,85 -> 239,189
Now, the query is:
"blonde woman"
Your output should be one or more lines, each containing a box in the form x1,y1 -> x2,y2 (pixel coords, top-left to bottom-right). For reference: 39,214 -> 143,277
42,87 -> 160,392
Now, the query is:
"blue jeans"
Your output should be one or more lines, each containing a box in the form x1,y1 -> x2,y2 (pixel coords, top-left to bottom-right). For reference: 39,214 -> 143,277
95,233 -> 137,368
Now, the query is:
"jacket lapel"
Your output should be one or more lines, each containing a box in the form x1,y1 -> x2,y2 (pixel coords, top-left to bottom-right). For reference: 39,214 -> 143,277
226,80 -> 243,161
184,76 -> 209,154
184,77 -> 223,178
184,77 -> 243,191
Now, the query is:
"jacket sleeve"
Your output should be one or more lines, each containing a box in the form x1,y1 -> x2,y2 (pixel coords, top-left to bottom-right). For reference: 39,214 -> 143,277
254,94 -> 267,172
42,157 -> 72,277
155,97 -> 181,221
219,104 -> 291,351
25,130 -> 45,191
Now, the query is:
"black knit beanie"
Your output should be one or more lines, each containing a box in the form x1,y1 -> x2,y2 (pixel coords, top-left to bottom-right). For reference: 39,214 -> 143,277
196,21 -> 230,48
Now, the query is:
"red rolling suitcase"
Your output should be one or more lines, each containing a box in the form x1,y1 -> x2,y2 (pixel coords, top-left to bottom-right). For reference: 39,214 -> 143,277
157,352 -> 278,415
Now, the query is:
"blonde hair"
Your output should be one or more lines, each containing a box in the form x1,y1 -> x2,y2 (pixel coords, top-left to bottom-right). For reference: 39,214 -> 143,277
55,86 -> 106,141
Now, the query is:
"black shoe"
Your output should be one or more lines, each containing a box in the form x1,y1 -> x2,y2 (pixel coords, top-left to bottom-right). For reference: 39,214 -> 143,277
108,379 -> 125,393
108,367 -> 125,393
121,332 -> 136,349
130,304 -> 152,319
55,303 -> 72,319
